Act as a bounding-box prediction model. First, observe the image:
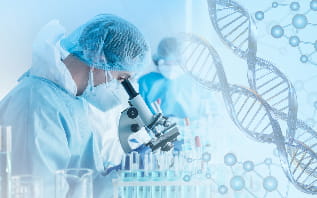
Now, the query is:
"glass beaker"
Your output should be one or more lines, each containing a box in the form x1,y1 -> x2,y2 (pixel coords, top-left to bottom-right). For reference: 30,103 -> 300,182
0,126 -> 11,198
11,175 -> 43,198
55,168 -> 93,198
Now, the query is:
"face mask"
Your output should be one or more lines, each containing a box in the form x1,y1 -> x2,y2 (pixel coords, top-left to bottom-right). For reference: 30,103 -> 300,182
158,63 -> 185,80
82,69 -> 124,112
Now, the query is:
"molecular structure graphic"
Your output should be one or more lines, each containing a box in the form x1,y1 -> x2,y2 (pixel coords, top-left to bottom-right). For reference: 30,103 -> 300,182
182,151 -> 291,197
254,0 -> 317,66
219,153 -> 289,198
181,151 -> 213,182
203,0 -> 317,193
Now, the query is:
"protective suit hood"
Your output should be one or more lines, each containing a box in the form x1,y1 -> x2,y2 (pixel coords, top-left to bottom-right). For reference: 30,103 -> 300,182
28,20 -> 77,96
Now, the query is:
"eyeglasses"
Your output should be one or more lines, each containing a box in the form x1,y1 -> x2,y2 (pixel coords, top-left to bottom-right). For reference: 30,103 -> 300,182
105,71 -> 133,83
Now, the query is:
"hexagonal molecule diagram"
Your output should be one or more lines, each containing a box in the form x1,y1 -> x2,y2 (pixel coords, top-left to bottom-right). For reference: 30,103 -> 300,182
254,0 -> 317,66
186,152 -> 293,198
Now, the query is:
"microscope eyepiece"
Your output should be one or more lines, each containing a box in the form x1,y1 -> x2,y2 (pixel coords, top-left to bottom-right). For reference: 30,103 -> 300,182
121,79 -> 138,99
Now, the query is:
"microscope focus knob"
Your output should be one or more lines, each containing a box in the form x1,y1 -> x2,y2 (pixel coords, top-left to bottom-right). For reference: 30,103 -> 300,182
130,124 -> 140,132
127,107 -> 138,119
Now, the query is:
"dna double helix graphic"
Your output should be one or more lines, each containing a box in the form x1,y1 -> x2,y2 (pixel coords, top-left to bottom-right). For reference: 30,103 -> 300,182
177,0 -> 317,194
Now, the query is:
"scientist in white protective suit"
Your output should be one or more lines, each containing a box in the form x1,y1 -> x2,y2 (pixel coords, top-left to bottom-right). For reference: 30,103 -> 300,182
0,14 -> 150,198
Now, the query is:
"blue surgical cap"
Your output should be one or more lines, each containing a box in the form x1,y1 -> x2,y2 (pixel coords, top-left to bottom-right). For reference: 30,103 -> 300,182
60,14 -> 150,72
153,37 -> 183,65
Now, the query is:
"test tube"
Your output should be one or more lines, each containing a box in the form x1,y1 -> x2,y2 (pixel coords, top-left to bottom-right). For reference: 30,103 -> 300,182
143,151 -> 153,198
0,126 -> 12,198
150,152 -> 162,198
200,144 -> 213,197
158,152 -> 168,198
120,154 -> 129,198
181,150 -> 196,198
130,152 -> 139,198
120,153 -> 133,198
194,136 -> 203,197
164,151 -> 179,198
174,151 -> 184,197
136,151 -> 151,198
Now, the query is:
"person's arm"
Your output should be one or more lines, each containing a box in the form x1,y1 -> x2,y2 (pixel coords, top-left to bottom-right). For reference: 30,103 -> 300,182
2,85 -> 72,197
29,98 -> 71,195
138,74 -> 163,114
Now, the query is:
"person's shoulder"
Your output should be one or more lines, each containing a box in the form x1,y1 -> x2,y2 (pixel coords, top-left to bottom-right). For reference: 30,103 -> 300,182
28,77 -> 66,97
139,72 -> 163,80
0,77 -> 66,124
138,72 -> 164,84
5,77 -> 69,109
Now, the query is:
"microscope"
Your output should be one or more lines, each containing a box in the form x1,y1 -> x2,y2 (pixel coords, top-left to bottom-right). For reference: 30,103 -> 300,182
118,79 -> 180,153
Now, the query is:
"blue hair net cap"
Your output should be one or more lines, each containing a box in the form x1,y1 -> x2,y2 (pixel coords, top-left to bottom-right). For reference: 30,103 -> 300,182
60,14 -> 150,72
153,37 -> 183,65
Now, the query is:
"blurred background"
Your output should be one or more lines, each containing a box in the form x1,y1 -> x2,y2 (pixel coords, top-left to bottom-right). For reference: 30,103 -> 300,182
0,0 -> 213,97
